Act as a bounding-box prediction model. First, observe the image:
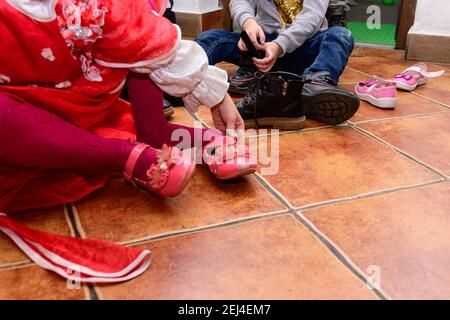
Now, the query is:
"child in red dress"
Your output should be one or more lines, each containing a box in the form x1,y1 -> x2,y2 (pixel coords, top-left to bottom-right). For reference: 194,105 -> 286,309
0,0 -> 256,282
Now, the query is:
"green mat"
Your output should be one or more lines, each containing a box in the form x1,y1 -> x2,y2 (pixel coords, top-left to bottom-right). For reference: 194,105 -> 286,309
347,21 -> 396,47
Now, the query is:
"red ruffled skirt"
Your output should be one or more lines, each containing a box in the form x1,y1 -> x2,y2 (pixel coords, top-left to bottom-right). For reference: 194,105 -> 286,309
0,87 -> 137,213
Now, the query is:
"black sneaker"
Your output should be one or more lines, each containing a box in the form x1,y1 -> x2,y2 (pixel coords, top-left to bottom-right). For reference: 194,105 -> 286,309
236,72 -> 306,130
302,71 -> 360,125
326,1 -> 349,27
229,67 -> 261,95
163,99 -> 175,118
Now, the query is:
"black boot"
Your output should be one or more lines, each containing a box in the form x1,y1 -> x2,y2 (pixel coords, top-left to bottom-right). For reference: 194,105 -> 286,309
236,72 -> 306,130
163,99 -> 175,118
302,71 -> 359,125
326,1 -> 349,27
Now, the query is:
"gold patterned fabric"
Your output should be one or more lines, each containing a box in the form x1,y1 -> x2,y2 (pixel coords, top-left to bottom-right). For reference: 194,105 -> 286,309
273,0 -> 304,25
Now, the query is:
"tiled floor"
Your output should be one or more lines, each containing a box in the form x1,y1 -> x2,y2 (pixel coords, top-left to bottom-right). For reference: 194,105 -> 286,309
1,47 -> 449,300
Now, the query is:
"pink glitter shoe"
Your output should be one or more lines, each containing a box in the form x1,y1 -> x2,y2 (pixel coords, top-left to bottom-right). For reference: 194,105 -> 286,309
355,79 -> 398,109
393,63 -> 445,91
123,143 -> 195,197
203,135 -> 257,180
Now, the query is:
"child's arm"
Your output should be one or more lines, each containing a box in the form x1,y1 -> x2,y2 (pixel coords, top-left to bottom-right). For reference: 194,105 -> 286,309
230,0 -> 258,31
95,0 -> 229,113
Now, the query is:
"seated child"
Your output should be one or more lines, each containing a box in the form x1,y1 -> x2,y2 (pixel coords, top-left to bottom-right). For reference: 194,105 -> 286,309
196,0 -> 359,127
0,0 -> 255,214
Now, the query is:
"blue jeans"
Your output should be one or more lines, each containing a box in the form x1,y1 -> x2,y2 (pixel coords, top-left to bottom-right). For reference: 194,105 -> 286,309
195,26 -> 354,85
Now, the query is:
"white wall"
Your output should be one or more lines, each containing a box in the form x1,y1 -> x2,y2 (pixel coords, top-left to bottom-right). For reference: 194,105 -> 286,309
172,0 -> 220,13
410,0 -> 450,36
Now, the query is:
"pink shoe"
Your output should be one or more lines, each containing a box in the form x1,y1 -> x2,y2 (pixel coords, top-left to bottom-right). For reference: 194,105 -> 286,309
203,135 -> 257,180
355,79 -> 398,109
123,143 -> 195,197
393,63 -> 445,91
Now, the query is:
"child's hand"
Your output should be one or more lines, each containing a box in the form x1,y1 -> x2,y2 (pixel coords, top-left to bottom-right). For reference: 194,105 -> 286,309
238,19 -> 265,51
211,94 -> 245,135
253,42 -> 282,73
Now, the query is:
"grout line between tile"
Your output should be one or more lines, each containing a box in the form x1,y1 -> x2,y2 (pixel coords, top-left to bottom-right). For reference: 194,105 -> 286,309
120,209 -> 290,246
291,211 -> 391,300
64,205 -> 79,238
349,123 -> 448,178
0,260 -> 33,272
172,91 -> 436,300
295,178 -> 447,211
346,66 -> 377,78
410,92 -> 450,109
187,102 -> 345,139
246,124 -> 342,139
430,63 -> 450,72
350,110 -> 449,125
253,173 -> 390,300
65,204 -> 100,300
253,173 -> 295,209
188,109 -> 210,128
0,205 -> 76,272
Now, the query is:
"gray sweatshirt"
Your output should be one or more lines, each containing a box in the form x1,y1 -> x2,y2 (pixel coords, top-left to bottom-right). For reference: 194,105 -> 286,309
230,0 -> 330,56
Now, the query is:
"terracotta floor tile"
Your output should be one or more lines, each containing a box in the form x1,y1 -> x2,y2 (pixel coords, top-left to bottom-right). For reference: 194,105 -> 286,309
413,76 -> 450,106
216,62 -> 238,78
352,47 -> 406,61
346,84 -> 447,122
0,265 -> 86,300
75,167 -> 284,243
304,182 -> 450,299
339,68 -> 366,84
193,105 -> 215,128
434,63 -> 450,72
348,55 -> 446,80
0,207 -> 71,266
194,106 -> 329,138
169,107 -> 201,127
359,113 -> 450,175
99,215 -> 377,300
256,127 -> 439,207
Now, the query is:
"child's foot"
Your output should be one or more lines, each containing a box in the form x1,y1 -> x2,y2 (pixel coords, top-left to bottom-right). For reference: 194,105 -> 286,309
235,72 -> 306,130
229,67 -> 260,95
355,79 -> 398,109
326,1 -> 349,27
123,143 -> 195,197
163,99 -> 175,118
302,71 -> 360,124
393,63 -> 445,91
203,136 -> 257,180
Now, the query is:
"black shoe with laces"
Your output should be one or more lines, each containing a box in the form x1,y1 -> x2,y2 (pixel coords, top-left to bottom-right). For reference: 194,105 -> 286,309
163,99 -> 175,119
326,1 -> 348,27
302,71 -> 360,125
229,67 -> 261,95
236,72 -> 307,130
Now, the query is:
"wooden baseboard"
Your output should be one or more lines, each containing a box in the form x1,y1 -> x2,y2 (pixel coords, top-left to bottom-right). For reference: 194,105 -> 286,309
406,32 -> 450,63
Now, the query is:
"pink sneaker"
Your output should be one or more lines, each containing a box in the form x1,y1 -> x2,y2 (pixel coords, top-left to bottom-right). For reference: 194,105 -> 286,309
393,63 -> 445,91
355,79 -> 398,109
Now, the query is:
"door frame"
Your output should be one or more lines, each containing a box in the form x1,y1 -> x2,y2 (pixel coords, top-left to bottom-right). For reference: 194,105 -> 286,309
395,0 -> 417,49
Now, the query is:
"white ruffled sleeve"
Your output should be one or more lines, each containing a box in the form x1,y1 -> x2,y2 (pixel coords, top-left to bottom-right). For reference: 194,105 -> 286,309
131,39 -> 229,113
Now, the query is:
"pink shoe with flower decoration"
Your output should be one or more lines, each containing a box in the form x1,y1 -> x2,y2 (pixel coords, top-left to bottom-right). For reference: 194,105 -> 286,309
123,143 -> 195,197
202,136 -> 257,180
